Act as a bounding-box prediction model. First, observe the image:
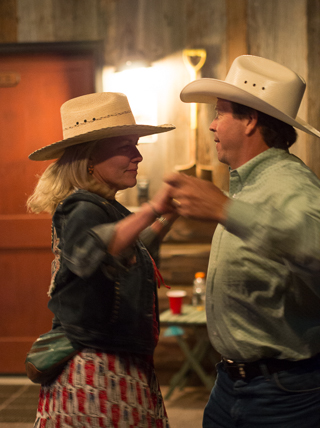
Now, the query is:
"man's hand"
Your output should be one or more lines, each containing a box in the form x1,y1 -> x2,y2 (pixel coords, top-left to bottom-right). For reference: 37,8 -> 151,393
165,173 -> 230,224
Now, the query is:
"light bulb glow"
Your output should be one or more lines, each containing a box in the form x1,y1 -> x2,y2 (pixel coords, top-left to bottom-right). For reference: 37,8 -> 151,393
103,67 -> 158,143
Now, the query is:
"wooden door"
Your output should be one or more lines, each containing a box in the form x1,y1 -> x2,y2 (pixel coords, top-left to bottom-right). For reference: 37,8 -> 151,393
0,48 -> 96,373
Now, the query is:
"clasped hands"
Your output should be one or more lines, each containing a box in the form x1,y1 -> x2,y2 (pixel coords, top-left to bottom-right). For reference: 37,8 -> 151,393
149,172 -> 230,225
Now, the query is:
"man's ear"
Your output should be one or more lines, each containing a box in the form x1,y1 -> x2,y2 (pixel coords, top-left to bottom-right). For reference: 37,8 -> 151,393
245,110 -> 259,135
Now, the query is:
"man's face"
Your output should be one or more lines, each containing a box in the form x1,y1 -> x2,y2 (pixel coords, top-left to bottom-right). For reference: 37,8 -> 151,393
209,99 -> 247,169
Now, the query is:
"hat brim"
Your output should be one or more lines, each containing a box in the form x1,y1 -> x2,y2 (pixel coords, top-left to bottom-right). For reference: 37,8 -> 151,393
29,124 -> 175,161
180,79 -> 320,138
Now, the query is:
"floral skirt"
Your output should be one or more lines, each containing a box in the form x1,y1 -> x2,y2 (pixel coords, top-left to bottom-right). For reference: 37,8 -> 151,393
33,349 -> 170,428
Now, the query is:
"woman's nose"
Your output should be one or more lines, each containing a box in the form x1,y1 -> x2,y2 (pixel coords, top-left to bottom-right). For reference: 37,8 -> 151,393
132,147 -> 143,163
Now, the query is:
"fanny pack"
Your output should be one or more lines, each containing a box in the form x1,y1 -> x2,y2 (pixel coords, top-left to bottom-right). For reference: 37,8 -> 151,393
25,330 -> 79,385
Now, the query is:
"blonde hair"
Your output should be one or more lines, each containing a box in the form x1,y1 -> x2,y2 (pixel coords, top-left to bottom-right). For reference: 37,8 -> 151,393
27,141 -> 116,215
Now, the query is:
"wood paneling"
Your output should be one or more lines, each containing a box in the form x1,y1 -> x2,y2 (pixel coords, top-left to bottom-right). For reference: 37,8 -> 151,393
0,248 -> 53,372
306,0 -> 320,177
0,51 -> 96,215
160,243 -> 211,286
0,0 -> 17,43
0,48 -> 96,373
226,0 -> 247,67
247,0 -> 309,163
164,217 -> 217,244
0,216 -> 51,249
17,0 -> 99,42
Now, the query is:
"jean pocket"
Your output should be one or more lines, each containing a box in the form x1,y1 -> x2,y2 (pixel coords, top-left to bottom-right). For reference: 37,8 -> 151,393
272,367 -> 320,393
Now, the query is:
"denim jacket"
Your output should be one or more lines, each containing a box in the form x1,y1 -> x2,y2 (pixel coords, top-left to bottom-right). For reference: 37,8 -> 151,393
48,189 -> 160,356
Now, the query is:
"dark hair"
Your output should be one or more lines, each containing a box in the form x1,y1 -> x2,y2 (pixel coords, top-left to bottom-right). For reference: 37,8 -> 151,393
230,101 -> 297,149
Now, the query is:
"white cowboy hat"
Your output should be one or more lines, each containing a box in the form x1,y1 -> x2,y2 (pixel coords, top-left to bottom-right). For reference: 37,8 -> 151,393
29,92 -> 175,160
180,55 -> 320,138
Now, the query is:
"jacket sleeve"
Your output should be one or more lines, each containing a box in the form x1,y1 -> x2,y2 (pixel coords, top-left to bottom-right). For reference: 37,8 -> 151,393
139,226 -> 161,265
62,200 -> 132,278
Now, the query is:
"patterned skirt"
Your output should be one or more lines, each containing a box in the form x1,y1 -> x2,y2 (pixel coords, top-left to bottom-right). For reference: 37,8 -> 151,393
33,349 -> 170,428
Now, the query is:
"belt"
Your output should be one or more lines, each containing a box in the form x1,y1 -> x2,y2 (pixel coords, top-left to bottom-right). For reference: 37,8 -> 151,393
222,354 -> 320,382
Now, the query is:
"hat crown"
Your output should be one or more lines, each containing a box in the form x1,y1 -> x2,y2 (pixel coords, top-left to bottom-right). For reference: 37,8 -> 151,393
29,92 -> 175,161
180,55 -> 320,138
225,55 -> 306,119
61,92 -> 136,140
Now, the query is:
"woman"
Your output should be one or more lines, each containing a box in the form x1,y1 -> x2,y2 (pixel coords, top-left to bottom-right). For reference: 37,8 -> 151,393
27,92 -> 176,428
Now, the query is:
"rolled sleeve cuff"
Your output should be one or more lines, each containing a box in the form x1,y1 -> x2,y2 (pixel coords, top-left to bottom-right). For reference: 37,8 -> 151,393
66,223 -> 132,279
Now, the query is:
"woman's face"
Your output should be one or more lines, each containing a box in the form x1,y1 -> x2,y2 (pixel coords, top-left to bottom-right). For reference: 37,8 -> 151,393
91,134 -> 143,191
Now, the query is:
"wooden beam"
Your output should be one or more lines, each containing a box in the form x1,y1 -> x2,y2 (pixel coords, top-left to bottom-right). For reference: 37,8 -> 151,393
306,0 -> 320,177
226,0 -> 248,68
0,0 -> 17,43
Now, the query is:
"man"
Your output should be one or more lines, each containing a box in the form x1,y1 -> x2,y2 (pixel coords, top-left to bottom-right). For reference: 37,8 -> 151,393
166,55 -> 320,427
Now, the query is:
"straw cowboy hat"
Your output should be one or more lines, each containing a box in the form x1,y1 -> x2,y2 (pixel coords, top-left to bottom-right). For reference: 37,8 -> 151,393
180,55 -> 320,138
29,92 -> 175,161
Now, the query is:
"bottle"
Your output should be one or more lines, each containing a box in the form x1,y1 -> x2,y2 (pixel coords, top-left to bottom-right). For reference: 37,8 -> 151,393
192,272 -> 206,310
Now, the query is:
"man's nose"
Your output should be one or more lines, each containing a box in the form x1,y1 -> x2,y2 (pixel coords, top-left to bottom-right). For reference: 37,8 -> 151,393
209,119 -> 217,133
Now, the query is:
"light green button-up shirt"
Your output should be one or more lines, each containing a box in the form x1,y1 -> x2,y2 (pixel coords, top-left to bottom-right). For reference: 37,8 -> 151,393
206,148 -> 320,361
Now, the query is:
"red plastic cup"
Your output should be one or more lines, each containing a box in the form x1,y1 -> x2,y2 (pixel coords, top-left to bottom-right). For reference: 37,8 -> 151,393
166,290 -> 187,314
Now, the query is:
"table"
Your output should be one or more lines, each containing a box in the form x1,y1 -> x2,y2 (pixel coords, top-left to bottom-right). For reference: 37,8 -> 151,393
160,305 -> 217,399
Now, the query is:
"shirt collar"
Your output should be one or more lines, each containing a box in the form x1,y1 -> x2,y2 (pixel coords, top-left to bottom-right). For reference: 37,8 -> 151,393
230,148 -> 288,185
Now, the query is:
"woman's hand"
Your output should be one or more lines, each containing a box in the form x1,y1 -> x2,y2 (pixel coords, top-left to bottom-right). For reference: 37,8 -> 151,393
107,184 -> 176,257
149,183 -> 176,216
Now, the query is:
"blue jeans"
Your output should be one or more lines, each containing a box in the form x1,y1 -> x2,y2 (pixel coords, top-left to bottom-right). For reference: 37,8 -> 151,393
203,361 -> 320,428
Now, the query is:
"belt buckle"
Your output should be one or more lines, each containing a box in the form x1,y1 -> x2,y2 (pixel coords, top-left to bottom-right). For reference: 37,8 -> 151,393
226,358 -> 246,379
